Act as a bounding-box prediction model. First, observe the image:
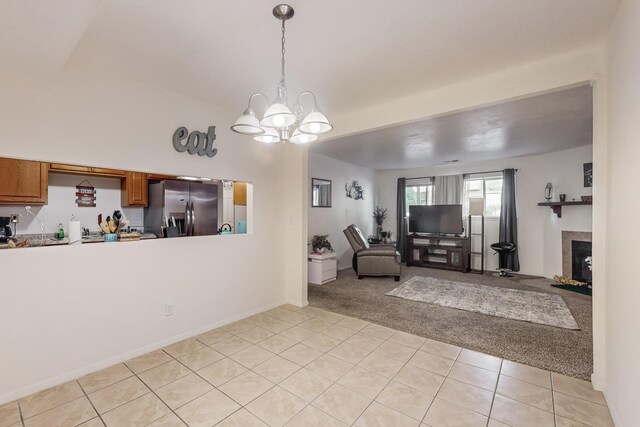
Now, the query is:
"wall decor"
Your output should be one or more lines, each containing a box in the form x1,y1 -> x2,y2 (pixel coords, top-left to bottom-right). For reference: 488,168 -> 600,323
173,126 -> 218,158
75,179 -> 96,207
583,162 -> 593,187
345,180 -> 364,200
544,182 -> 553,201
311,178 -> 332,207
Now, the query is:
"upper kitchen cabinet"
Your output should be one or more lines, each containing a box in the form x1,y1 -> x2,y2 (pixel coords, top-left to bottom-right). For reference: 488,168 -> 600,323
49,163 -> 126,178
121,171 -> 148,206
0,157 -> 48,205
234,181 -> 247,206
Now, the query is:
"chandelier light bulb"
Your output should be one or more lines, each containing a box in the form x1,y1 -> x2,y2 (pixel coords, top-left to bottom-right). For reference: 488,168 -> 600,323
299,109 -> 333,134
291,129 -> 318,144
272,115 -> 285,127
253,127 -> 280,143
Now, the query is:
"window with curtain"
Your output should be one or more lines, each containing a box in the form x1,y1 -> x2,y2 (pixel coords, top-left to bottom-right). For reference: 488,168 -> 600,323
466,175 -> 503,217
405,182 -> 434,215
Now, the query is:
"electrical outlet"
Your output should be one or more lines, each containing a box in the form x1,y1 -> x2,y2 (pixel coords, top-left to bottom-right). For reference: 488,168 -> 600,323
164,303 -> 174,316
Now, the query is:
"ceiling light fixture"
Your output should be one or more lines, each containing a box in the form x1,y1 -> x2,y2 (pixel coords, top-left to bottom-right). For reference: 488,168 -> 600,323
231,4 -> 333,144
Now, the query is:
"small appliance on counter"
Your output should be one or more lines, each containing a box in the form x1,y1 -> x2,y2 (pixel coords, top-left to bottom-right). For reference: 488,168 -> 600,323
217,223 -> 232,235
0,217 -> 13,243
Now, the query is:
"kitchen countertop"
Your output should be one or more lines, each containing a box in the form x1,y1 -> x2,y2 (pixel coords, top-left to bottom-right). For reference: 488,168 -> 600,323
0,232 -> 157,249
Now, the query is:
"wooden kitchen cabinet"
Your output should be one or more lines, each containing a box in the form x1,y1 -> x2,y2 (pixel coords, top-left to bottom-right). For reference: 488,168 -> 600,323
233,181 -> 247,206
121,172 -> 148,206
49,163 -> 92,174
148,172 -> 177,181
89,167 -> 126,177
49,163 -> 126,178
0,157 -> 48,204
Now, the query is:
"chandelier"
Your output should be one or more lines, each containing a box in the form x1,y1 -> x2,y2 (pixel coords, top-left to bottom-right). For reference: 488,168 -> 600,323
231,4 -> 333,144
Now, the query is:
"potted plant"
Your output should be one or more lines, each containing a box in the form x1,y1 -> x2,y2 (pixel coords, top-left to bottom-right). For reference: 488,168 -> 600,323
373,206 -> 387,237
311,234 -> 334,254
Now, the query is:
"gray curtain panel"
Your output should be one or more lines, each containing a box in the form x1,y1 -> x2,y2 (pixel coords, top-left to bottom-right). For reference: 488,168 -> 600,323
434,174 -> 463,204
499,168 -> 520,271
397,177 -> 407,262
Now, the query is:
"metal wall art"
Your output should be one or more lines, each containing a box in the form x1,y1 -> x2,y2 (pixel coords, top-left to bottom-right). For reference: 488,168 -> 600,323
173,126 -> 218,158
345,180 -> 364,200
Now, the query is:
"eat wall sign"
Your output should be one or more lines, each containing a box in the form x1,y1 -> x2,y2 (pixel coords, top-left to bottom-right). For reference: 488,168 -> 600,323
172,126 -> 218,158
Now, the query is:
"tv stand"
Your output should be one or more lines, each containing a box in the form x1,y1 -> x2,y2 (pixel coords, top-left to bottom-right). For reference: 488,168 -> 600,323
406,234 -> 470,272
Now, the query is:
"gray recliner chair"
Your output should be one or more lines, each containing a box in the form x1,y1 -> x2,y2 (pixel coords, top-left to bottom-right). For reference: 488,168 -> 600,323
343,224 -> 402,282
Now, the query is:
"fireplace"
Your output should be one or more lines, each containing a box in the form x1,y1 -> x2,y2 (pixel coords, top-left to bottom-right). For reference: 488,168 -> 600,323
561,231 -> 592,285
571,240 -> 592,285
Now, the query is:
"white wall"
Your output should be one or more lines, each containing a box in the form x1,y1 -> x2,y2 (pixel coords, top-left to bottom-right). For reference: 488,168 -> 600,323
375,145 -> 593,277
308,152 -> 376,270
603,0 -> 640,425
0,58 -> 301,403
0,173 -> 144,234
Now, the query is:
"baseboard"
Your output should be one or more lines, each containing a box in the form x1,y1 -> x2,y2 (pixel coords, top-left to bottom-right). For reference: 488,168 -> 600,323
285,299 -> 308,308
590,374 -> 624,427
591,372 -> 605,391
0,299 -> 291,405
602,390 -> 623,427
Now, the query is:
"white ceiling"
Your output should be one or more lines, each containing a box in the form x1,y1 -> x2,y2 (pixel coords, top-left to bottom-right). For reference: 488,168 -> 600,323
0,0 -> 102,89
0,0 -> 619,117
310,85 -> 593,170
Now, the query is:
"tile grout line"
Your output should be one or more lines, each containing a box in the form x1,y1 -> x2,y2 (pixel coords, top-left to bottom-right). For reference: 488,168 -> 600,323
76,379 -> 108,426
551,372 -> 557,427
485,359 -> 504,427
11,305 -> 607,427
418,347 -> 461,426
352,333 -> 426,425
205,308 -> 333,425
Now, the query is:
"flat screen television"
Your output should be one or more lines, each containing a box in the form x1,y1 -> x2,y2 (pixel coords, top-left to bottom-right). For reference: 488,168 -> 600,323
408,204 -> 463,235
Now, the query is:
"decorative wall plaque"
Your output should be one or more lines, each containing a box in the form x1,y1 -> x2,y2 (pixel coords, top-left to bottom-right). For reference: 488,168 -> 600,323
76,179 -> 96,207
173,126 -> 218,158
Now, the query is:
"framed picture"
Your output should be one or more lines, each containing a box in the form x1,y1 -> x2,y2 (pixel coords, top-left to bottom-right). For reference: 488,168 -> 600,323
311,178 -> 332,207
583,163 -> 593,187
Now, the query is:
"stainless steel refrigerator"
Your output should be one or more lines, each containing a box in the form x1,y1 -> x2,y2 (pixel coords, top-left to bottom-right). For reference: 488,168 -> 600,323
145,180 -> 218,237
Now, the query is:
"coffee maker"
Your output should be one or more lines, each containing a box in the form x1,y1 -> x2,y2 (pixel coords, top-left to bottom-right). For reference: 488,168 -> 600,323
0,216 -> 13,243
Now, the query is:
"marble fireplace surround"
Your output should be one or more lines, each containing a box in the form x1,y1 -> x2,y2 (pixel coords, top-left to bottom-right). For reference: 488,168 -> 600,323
562,231 -> 592,278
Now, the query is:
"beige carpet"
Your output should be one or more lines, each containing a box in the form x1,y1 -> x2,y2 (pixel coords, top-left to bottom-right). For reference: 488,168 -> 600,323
308,266 -> 593,380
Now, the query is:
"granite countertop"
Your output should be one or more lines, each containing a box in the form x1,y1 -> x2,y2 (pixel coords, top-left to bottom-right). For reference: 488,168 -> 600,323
0,232 -> 157,249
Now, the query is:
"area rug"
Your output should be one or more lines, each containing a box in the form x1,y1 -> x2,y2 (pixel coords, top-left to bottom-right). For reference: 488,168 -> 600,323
387,276 -> 579,329
551,284 -> 592,296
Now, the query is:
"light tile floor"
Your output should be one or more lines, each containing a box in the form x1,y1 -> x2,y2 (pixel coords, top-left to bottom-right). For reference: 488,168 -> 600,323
1,305 -> 614,427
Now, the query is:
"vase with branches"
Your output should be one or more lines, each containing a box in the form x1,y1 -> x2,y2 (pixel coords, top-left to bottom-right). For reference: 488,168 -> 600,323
373,206 -> 387,237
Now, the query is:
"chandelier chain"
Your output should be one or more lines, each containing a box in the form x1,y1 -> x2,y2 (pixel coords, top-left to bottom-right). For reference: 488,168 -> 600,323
280,18 -> 286,84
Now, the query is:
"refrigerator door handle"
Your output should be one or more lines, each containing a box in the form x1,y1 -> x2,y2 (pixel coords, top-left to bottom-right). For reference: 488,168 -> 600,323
185,201 -> 191,236
190,201 -> 195,236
